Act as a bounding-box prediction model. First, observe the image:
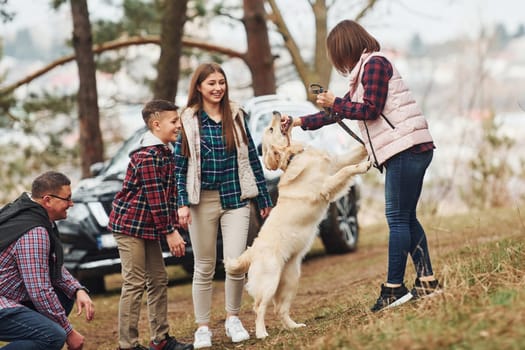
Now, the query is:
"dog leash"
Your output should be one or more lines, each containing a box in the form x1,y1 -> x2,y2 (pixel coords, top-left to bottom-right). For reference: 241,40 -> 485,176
333,117 -> 365,145
309,83 -> 365,146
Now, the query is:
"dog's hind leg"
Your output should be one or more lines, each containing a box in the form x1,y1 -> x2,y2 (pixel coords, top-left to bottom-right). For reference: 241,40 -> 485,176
249,260 -> 282,339
274,255 -> 306,330
254,297 -> 270,339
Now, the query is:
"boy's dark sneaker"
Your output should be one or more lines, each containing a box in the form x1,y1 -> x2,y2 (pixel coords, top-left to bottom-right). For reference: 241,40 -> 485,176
118,345 -> 148,350
370,283 -> 413,312
410,278 -> 443,300
149,334 -> 194,350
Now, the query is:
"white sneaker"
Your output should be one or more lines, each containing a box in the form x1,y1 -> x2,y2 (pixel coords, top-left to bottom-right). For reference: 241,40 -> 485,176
225,316 -> 250,343
193,326 -> 212,349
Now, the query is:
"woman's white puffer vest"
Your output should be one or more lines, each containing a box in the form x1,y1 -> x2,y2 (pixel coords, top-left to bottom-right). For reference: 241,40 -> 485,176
349,52 -> 433,166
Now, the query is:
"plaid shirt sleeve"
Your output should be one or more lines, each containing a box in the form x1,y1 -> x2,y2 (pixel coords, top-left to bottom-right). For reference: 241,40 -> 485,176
246,121 -> 273,209
300,56 -> 393,130
17,227 -> 74,333
332,56 -> 392,120
53,266 -> 83,299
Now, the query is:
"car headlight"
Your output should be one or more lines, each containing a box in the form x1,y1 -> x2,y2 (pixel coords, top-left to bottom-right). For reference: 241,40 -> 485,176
87,202 -> 110,228
66,203 -> 91,222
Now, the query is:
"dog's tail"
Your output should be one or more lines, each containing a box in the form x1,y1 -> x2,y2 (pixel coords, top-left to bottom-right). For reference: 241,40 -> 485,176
224,247 -> 253,274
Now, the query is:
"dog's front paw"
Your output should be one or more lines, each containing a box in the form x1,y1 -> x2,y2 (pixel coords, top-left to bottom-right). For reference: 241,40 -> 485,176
355,160 -> 372,173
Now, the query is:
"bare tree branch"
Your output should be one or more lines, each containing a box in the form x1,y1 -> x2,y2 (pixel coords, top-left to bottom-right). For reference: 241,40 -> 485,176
266,0 -> 310,88
0,36 -> 245,96
354,0 -> 379,21
267,0 -> 380,100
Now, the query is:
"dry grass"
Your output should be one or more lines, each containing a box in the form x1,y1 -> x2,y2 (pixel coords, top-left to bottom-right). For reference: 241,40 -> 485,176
64,204 -> 525,349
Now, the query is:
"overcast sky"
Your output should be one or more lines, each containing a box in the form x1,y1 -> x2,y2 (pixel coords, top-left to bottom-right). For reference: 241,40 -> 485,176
1,0 -> 522,47
358,0 -> 523,46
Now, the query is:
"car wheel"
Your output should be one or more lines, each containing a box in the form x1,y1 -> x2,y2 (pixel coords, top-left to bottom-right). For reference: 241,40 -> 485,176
319,186 -> 359,254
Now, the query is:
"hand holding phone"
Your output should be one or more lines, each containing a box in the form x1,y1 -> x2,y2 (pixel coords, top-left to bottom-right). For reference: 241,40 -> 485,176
309,83 -> 324,95
309,83 -> 333,111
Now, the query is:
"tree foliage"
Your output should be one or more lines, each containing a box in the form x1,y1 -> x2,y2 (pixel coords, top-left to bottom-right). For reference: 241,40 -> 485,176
0,0 -> 14,23
461,114 -> 518,209
266,0 -> 379,101
0,0 -> 381,200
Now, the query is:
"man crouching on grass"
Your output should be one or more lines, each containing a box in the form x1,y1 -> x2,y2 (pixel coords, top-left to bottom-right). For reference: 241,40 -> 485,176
0,171 -> 95,350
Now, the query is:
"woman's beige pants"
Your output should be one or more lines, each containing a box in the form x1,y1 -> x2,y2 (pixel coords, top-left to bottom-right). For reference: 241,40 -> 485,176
188,190 -> 251,324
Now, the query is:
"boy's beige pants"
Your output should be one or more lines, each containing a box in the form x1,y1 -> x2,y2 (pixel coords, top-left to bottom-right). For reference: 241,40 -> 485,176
114,233 -> 169,348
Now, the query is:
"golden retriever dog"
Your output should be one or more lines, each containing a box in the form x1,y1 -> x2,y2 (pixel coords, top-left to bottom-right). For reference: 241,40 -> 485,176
224,112 -> 371,339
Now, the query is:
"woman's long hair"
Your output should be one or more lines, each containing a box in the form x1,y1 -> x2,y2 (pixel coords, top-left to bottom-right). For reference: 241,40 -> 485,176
180,62 -> 246,156
326,20 -> 380,75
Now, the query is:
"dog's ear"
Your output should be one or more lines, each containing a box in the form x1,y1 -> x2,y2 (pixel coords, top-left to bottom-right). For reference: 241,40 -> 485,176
263,147 -> 281,170
263,144 -> 280,170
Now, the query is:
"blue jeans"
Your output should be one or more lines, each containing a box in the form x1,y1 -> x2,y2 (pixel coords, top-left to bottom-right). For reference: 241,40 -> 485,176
0,289 -> 73,350
384,149 -> 434,284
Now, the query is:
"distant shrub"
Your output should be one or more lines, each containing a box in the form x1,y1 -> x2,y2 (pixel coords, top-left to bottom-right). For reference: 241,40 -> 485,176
460,112 -> 520,209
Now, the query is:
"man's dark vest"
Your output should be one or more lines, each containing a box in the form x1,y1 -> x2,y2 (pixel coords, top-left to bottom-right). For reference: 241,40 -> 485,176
0,192 -> 63,280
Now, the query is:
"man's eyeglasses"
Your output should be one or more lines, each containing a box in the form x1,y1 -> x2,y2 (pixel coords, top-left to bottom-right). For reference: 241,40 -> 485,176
45,194 -> 73,202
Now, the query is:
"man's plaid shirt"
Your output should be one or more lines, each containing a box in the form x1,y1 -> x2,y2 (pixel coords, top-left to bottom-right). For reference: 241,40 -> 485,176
0,227 -> 81,334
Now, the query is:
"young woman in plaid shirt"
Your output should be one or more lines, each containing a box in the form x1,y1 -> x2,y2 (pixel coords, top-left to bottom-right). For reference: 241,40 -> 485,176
174,63 -> 272,348
283,20 -> 442,312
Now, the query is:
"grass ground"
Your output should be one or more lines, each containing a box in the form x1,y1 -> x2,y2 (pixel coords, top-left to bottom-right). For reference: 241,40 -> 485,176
62,204 -> 525,349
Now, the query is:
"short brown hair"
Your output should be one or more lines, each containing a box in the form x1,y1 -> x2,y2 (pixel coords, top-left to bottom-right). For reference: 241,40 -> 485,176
31,171 -> 71,198
142,99 -> 179,129
326,20 -> 380,75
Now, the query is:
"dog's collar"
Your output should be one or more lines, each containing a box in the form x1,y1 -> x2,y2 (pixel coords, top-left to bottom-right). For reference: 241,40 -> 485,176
285,148 -> 304,168
287,154 -> 295,166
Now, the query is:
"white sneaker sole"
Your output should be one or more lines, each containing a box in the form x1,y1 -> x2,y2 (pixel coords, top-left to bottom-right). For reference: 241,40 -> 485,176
383,292 -> 414,310
193,341 -> 212,349
194,330 -> 212,349
226,330 -> 250,343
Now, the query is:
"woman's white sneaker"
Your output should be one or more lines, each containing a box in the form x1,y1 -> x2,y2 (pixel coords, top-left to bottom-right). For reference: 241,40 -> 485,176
225,316 -> 250,343
193,326 -> 212,349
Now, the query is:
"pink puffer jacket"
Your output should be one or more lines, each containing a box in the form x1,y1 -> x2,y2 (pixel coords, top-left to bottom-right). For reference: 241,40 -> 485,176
349,52 -> 433,166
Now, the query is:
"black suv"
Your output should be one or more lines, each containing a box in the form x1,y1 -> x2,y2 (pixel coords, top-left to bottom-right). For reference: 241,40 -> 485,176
57,95 -> 363,293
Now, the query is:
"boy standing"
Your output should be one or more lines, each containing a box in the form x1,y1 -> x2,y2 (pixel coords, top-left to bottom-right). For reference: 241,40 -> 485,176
108,100 -> 193,350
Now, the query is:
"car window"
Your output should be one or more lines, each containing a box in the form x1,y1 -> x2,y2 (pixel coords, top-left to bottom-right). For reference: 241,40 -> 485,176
100,127 -> 146,178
